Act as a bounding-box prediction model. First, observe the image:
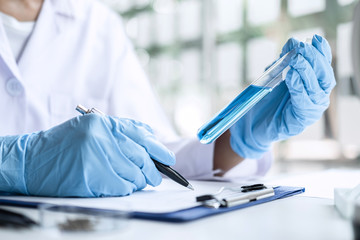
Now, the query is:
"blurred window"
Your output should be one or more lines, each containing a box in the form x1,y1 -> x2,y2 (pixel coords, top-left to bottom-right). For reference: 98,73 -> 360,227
101,0 -> 360,164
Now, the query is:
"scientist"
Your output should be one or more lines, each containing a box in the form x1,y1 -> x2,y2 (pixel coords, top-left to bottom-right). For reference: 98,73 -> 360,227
0,0 -> 335,197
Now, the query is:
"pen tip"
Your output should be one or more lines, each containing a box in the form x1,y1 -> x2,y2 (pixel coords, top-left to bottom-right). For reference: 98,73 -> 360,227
187,184 -> 194,191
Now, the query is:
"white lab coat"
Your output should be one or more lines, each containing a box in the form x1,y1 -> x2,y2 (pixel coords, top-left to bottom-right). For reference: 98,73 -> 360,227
0,0 -> 271,179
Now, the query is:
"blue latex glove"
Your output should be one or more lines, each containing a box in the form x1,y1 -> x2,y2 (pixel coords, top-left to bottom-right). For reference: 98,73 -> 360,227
230,35 -> 336,159
0,114 -> 175,197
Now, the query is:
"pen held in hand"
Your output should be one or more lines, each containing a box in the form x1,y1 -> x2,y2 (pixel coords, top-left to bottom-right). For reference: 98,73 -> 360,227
75,104 -> 194,191
153,160 -> 194,190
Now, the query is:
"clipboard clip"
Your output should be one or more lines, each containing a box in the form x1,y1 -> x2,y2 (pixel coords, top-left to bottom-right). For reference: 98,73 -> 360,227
196,184 -> 275,208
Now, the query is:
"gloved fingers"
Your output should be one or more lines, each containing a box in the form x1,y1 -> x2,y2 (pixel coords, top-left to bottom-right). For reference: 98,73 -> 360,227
120,137 -> 163,187
95,131 -> 148,190
88,175 -> 138,197
139,136 -> 176,166
107,157 -> 147,191
288,54 -> 329,107
311,34 -> 332,64
285,67 -> 317,116
126,118 -> 154,134
110,117 -> 176,166
280,38 -> 300,57
266,38 -> 299,71
295,42 -> 336,94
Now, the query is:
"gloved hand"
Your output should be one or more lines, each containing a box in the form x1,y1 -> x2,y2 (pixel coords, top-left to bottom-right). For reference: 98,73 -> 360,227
0,114 -> 175,197
230,34 -> 336,159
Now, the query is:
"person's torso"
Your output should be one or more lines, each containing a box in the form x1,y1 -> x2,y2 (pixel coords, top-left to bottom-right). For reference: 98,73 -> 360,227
0,0 -> 126,135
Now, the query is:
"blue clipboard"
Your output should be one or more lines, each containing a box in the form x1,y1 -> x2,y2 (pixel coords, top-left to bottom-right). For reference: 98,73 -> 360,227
132,186 -> 304,222
0,186 -> 304,223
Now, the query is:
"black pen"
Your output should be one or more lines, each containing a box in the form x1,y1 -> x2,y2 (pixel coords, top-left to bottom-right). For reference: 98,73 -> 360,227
75,104 -> 194,191
153,160 -> 194,190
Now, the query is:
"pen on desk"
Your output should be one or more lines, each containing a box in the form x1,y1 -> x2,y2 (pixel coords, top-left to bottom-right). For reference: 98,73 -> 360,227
75,104 -> 194,191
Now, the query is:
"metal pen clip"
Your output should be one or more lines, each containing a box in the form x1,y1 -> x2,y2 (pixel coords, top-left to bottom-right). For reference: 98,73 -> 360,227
76,104 -> 105,116
196,184 -> 274,208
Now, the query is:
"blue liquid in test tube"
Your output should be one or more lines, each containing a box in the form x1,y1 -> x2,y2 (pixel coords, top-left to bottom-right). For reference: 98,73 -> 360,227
197,48 -> 297,144
197,85 -> 272,144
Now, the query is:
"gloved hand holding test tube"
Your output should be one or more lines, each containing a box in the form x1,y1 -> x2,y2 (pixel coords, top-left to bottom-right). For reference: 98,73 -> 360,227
197,47 -> 297,144
198,35 -> 336,161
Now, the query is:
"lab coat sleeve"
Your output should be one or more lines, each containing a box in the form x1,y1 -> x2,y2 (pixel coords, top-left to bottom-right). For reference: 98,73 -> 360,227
104,12 -> 272,180
166,139 -> 273,180
164,139 -> 216,179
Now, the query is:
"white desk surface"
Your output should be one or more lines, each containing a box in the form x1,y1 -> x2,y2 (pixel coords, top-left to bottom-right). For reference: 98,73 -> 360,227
1,169 -> 358,240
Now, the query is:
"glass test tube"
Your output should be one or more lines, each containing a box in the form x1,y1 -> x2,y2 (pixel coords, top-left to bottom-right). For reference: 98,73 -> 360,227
197,49 -> 296,144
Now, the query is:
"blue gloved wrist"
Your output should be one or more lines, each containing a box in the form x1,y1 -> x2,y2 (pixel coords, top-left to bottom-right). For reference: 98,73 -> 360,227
229,121 -> 271,159
0,135 -> 29,195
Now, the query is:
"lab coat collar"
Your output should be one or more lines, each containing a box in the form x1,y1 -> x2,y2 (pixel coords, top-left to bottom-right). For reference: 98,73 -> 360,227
50,0 -> 84,20
0,0 -> 83,81
17,0 -> 81,76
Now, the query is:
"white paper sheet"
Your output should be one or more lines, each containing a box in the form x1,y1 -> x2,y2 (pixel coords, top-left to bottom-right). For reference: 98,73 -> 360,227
0,179 -> 245,213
